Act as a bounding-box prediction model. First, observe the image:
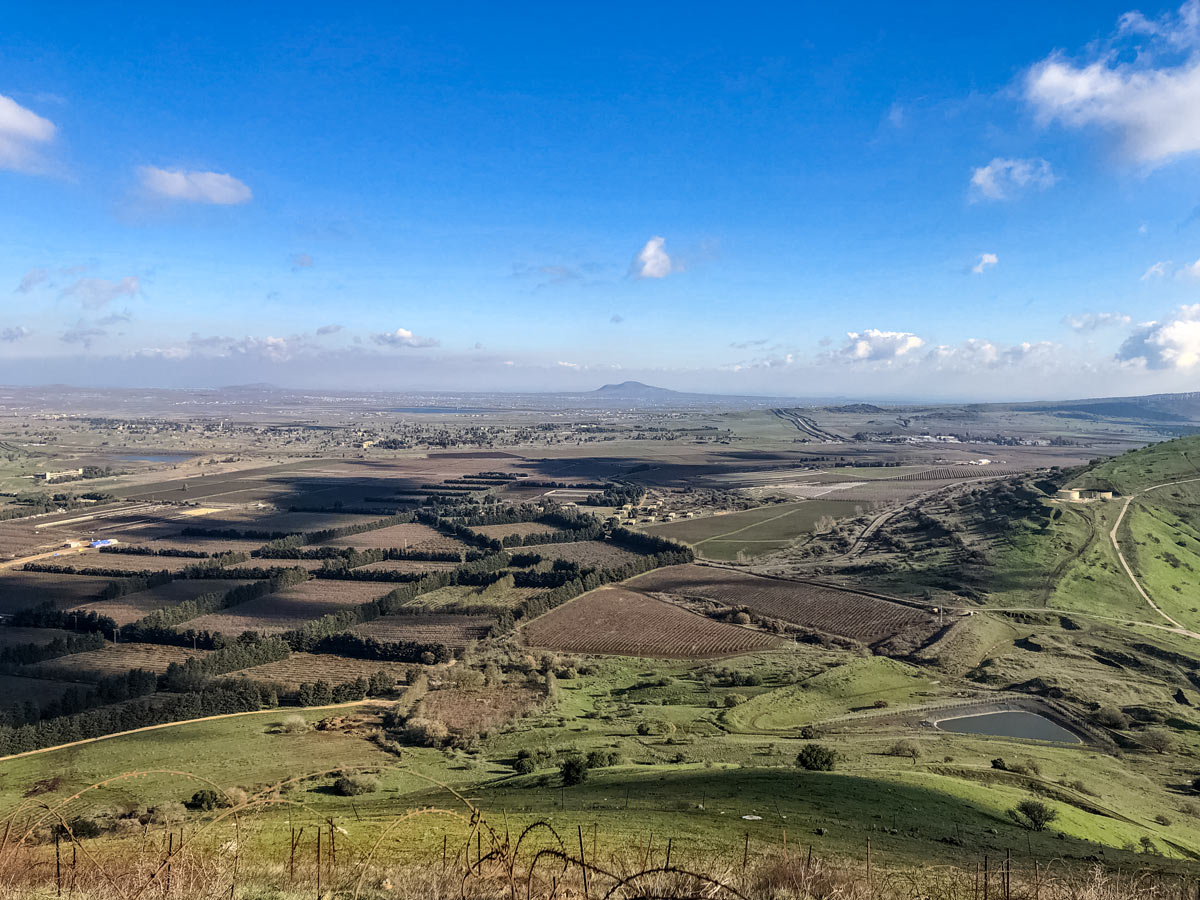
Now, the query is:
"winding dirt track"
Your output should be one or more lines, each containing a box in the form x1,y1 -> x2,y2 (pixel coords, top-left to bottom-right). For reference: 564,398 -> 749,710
1108,476 -> 1200,640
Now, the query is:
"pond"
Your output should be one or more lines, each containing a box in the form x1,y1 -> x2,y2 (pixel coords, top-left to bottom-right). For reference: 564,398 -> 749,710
935,710 -> 1081,744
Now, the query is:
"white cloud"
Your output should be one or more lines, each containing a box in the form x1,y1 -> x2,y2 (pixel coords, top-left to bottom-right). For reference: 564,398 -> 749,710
969,157 -> 1055,200
632,236 -> 672,279
1185,258 -> 1200,278
557,360 -> 580,369
0,326 -> 31,342
1141,260 -> 1169,280
1118,304 -> 1200,367
370,327 -> 439,348
59,276 -> 139,309
15,267 -> 49,293
839,329 -> 925,362
972,252 -> 998,274
927,339 -> 1060,369
1063,311 -> 1131,332
315,324 -> 343,336
138,166 -> 252,205
0,94 -> 55,172
1026,1 -> 1200,164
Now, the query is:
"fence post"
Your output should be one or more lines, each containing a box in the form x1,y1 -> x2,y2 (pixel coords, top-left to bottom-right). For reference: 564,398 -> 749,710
866,837 -> 871,886
166,832 -> 173,896
665,837 -> 673,869
743,832 -> 749,872
315,830 -> 321,900
983,855 -> 989,900
577,825 -> 589,900
55,829 -> 61,897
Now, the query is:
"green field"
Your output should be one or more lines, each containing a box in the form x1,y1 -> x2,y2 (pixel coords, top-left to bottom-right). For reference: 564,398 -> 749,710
644,499 -> 866,560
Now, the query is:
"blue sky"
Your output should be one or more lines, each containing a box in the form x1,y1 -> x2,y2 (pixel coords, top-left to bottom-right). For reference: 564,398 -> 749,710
6,1 -> 1200,399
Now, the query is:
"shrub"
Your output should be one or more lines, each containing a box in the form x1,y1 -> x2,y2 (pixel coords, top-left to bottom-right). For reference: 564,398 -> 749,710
186,789 -> 226,812
724,693 -> 747,708
513,756 -> 536,775
332,774 -> 379,796
885,740 -> 921,761
560,755 -> 589,786
1008,799 -> 1058,831
280,714 -> 308,734
796,744 -> 837,772
872,699 -> 890,709
799,725 -> 818,740
1094,706 -> 1129,729
1142,729 -> 1174,754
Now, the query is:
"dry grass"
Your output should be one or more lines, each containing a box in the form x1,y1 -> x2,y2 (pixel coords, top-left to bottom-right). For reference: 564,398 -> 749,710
351,613 -> 494,647
0,770 -> 1192,900
416,685 -> 541,736
71,578 -> 250,626
232,652 -> 413,690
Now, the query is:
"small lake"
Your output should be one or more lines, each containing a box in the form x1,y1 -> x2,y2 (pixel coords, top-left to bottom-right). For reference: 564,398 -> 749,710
935,710 -> 1081,744
112,453 -> 196,463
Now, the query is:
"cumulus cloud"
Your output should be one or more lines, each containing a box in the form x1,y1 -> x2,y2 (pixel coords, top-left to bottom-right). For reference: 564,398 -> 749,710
972,252 -> 999,274
1063,311 -> 1132,331
138,166 -> 252,205
1026,1 -> 1200,164
291,253 -> 314,270
969,157 -> 1055,200
1142,260 -> 1170,280
0,326 -> 31,342
632,236 -> 672,279
557,361 -> 580,369
16,267 -> 49,293
927,339 -> 1060,369
1118,304 -> 1200,367
838,329 -> 925,362
59,276 -> 139,309
370,327 -> 439,348
0,94 -> 55,172
315,324 -> 343,336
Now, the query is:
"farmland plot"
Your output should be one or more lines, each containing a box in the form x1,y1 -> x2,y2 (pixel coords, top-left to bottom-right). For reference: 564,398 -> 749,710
645,500 -> 865,560
0,674 -> 81,707
628,565 -> 934,645
183,581 -> 392,635
354,559 -> 459,575
25,643 -> 204,681
521,587 -> 781,658
0,626 -> 75,649
352,614 -> 493,647
0,572 -> 126,615
471,522 -> 569,540
323,523 -> 468,554
538,540 -> 646,568
71,578 -> 251,626
64,553 -> 214,574
191,510 -> 381,534
233,652 -> 412,691
886,467 -> 1022,481
416,685 -> 541,737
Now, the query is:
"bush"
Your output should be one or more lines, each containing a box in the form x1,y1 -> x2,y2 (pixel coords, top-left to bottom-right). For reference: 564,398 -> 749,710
513,756 -> 536,775
723,693 -> 747,708
280,714 -> 308,734
1008,799 -> 1058,831
796,744 -> 837,772
559,755 -> 589,786
885,740 -> 921,761
332,774 -> 379,796
186,789 -> 226,811
1094,706 -> 1129,729
799,725 -> 818,740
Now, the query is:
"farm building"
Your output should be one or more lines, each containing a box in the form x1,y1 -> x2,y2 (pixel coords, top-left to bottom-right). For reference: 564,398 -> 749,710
1055,488 -> 1113,502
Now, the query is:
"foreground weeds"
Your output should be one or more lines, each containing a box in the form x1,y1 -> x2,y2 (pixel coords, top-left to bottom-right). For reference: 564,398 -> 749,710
0,768 -> 1194,899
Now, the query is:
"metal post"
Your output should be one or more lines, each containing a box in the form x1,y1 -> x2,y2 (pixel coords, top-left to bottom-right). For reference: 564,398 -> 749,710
577,825 -> 589,900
